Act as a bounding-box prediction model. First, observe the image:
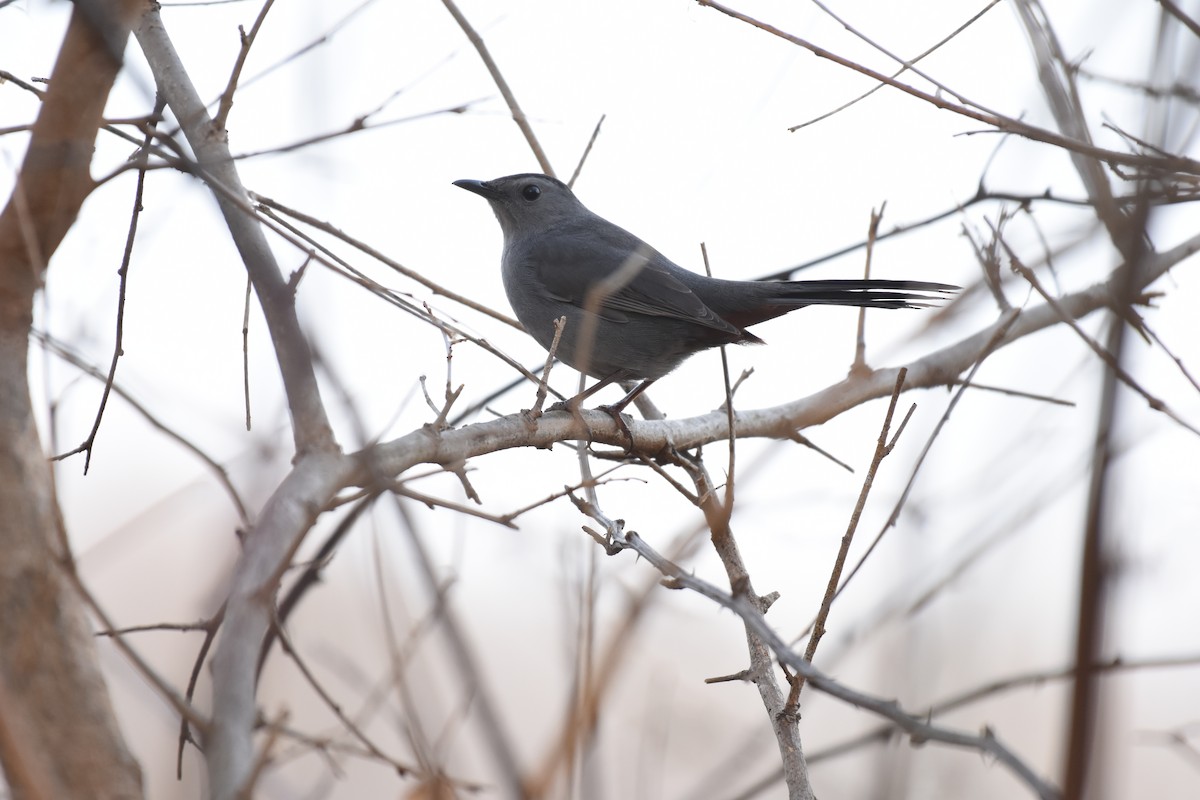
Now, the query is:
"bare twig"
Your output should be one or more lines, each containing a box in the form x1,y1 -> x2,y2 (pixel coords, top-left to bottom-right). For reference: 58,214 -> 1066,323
253,192 -> 522,330
1159,0 -> 1200,40
137,7 -> 337,457
791,0 -> 1004,131
441,0 -> 555,175
735,653 -> 1197,798
816,309 -> 1021,611
574,512 -> 1059,799
269,609 -> 416,776
786,369 -> 909,709
242,274 -> 253,431
34,330 -> 252,525
1004,241 -> 1200,436
213,0 -> 277,131
532,316 -> 567,415
852,204 -> 884,374
568,114 -> 606,189
52,97 -> 162,473
232,100 -> 477,160
696,0 -> 1200,177
387,495 -> 527,797
1062,196 -> 1148,800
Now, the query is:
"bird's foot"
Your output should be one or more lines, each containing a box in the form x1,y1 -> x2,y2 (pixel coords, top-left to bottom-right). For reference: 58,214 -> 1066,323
597,403 -> 635,446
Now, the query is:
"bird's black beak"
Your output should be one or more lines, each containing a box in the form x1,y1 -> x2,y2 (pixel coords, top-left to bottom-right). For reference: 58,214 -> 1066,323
453,179 -> 500,199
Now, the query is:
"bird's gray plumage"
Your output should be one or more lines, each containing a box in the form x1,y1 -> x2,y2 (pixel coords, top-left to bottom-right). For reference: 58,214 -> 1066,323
454,173 -> 956,385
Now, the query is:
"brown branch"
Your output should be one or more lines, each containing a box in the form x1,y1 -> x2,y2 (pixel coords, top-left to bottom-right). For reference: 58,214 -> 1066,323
1062,198 -> 1149,800
568,114 -> 606,189
441,0 -> 555,175
1159,0 -> 1200,41
34,329 -> 252,525
0,3 -> 151,797
213,0 -> 277,132
253,192 -> 523,331
696,0 -> 1200,176
791,0 -> 1004,131
53,98 -> 162,473
787,369 -> 909,709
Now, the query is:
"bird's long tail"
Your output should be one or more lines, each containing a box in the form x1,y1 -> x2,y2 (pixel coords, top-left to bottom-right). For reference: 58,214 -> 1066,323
770,279 -> 959,309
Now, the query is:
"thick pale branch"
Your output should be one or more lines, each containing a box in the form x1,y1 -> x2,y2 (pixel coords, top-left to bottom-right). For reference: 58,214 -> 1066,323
134,6 -> 336,457
204,452 -> 350,800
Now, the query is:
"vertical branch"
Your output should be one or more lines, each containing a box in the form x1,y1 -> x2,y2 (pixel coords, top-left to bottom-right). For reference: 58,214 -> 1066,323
134,8 -> 348,798
852,204 -> 885,374
51,96 -> 165,472
1062,197 -> 1149,800
683,458 -> 815,800
0,1 -> 147,798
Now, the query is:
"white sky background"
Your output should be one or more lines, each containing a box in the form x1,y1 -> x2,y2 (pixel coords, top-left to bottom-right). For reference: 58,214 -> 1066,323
2,1 -> 1200,798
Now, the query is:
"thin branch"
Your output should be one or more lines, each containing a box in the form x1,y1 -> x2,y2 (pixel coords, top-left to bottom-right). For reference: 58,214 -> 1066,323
696,0 -> 1200,177
269,608 -> 416,777
1004,241 -> 1200,436
819,310 -> 1021,610
531,316 -> 566,415
213,0 -> 277,131
440,0 -> 555,175
387,494 -> 528,797
791,0 -> 1004,131
34,330 -> 252,525
568,114 -> 606,189
734,653 -> 1198,798
852,204 -> 885,374
787,368 -> 909,708
50,96 -> 161,472
60,557 -> 208,732
1062,195 -> 1148,800
231,100 -> 477,160
1159,0 -> 1200,41
582,516 -> 1060,800
252,192 -> 522,331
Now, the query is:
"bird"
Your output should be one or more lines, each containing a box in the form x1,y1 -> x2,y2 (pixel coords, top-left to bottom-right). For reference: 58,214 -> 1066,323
454,173 -> 956,415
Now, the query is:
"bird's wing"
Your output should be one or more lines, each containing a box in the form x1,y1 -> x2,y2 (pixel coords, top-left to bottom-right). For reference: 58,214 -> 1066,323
525,224 -> 743,336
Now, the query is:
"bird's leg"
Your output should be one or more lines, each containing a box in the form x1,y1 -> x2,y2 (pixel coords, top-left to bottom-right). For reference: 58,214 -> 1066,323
547,372 -> 649,445
548,371 -> 624,413
598,379 -> 656,444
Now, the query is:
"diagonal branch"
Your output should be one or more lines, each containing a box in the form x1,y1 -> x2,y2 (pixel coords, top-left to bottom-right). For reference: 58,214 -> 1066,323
135,5 -> 337,457
441,0 -> 555,175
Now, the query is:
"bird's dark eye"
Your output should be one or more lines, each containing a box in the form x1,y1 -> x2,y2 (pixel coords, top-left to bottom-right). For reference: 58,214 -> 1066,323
521,184 -> 542,202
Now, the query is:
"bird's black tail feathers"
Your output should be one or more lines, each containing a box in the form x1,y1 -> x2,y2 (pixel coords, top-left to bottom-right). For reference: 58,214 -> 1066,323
771,279 -> 959,309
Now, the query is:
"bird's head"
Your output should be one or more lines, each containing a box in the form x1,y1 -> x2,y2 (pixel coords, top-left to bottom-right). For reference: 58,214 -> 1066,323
453,173 -> 585,239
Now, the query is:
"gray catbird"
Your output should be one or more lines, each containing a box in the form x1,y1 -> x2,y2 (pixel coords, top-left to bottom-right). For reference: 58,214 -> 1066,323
455,173 -> 956,412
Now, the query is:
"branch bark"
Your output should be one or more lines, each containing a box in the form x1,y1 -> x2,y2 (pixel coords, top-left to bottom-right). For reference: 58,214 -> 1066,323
0,1 -> 147,797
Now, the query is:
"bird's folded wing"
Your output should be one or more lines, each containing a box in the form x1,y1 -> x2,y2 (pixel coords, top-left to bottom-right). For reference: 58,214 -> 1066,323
527,233 -> 741,336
